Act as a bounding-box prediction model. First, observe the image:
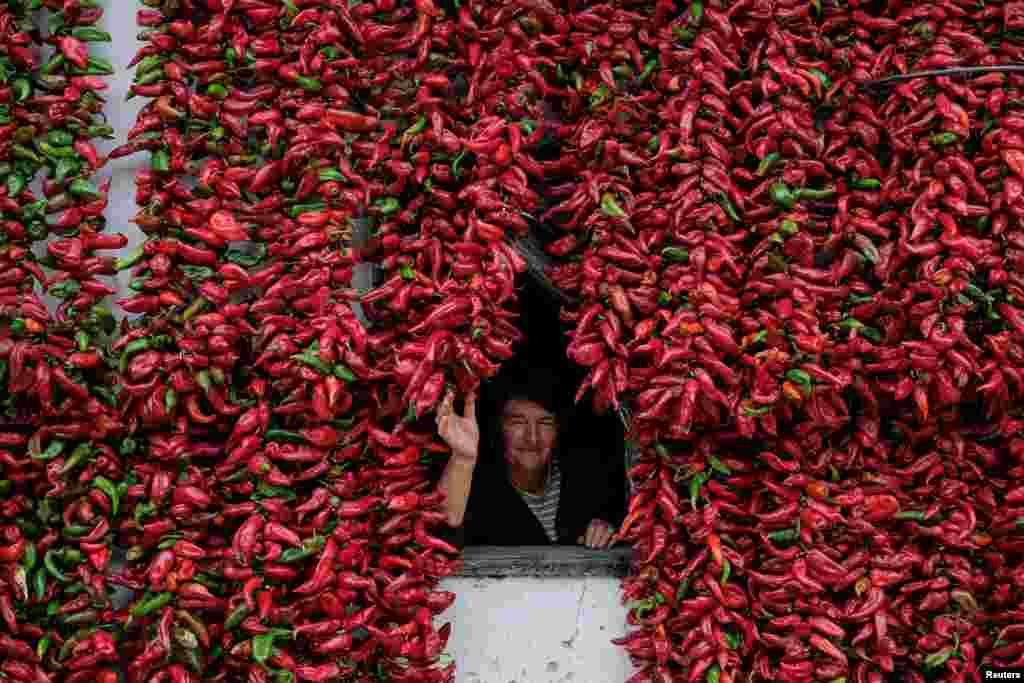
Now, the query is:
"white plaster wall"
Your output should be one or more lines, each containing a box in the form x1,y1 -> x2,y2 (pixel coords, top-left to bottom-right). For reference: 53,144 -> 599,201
87,0 -> 146,307
438,577 -> 637,683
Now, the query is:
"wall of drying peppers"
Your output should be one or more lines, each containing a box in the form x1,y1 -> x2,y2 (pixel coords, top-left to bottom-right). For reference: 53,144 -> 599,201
2,0 -> 1024,681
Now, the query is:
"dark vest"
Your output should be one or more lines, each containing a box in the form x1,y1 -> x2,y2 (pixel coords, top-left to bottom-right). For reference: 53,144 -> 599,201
435,445 -> 627,548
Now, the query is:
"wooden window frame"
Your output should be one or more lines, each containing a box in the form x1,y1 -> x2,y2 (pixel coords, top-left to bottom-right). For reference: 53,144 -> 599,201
455,545 -> 634,578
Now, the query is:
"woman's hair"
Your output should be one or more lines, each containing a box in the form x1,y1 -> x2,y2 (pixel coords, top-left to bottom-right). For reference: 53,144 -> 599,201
479,359 -> 574,467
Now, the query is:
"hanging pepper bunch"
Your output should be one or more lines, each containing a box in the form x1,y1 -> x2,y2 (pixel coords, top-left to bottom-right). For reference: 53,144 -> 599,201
0,0 -> 127,681
537,1 -> 1024,682
114,0 -> 468,680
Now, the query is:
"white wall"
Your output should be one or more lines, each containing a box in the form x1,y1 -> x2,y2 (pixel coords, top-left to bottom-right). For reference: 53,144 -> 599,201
439,577 -> 636,683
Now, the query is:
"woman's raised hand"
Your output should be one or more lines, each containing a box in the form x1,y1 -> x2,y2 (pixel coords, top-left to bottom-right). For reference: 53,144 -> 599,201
436,390 -> 479,462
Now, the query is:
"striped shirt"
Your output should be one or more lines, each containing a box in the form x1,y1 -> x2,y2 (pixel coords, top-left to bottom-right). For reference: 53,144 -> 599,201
514,457 -> 562,543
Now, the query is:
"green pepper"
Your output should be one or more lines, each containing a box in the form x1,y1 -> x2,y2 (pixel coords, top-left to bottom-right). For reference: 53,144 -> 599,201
660,247 -> 689,263
403,115 -> 428,140
36,141 -> 76,159
70,26 -> 111,41
31,439 -> 66,462
639,59 -> 658,83
59,442 -> 93,475
131,501 -> 157,527
850,177 -> 881,190
123,337 -> 153,356
741,404 -> 771,417
723,630 -> 740,650
115,248 -> 145,272
809,68 -> 832,89
207,83 -> 229,99
318,169 -> 346,183
48,280 -> 81,300
925,648 -> 954,669
194,369 -> 213,393
36,636 -> 51,661
62,525 -> 90,539
277,548 -> 308,563
6,173 -> 26,198
778,218 -> 800,237
717,194 -> 740,222
72,57 -> 115,76
278,539 -> 321,564
451,148 -> 468,178
675,577 -> 690,602
12,144 -> 41,164
720,558 -> 731,586
769,182 -> 797,208
131,592 -> 173,618
294,76 -> 322,92
589,84 -> 610,109
44,550 -> 69,582
181,265 -> 215,282
756,152 -> 780,176
68,179 -> 103,200
151,148 -> 171,173
706,664 -> 720,683
600,193 -> 627,218
12,78 -> 31,102
374,197 -> 400,215
860,326 -> 882,343
794,187 -> 836,200
332,363 -> 356,382
929,132 -> 959,147
157,535 -> 183,550
689,472 -> 709,510
74,330 -> 90,353
286,201 -> 326,218
33,568 -> 47,600
291,352 -> 331,374
85,123 -> 115,139
252,633 -> 276,664
767,528 -> 798,543
708,455 -> 731,475
837,318 -> 865,330
22,541 -> 36,570
47,130 -> 74,147
225,604 -> 251,631
785,369 -> 812,388
518,119 -> 537,136
92,476 -> 120,517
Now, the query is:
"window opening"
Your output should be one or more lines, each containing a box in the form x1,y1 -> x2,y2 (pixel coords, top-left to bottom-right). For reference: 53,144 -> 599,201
434,274 -> 635,568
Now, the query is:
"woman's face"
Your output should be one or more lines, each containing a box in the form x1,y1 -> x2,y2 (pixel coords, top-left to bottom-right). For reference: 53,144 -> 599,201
500,399 -> 559,471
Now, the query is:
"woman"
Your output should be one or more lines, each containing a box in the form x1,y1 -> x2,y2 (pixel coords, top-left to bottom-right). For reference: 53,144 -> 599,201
433,363 -> 627,548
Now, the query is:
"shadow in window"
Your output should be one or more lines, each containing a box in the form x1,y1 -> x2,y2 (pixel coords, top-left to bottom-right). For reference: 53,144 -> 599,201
434,279 -> 630,558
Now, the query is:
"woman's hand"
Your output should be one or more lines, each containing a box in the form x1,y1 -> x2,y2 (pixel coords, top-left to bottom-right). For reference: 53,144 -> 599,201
436,390 -> 479,463
577,519 -> 616,549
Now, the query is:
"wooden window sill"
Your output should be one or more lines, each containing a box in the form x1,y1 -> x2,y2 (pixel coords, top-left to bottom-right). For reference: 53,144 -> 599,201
453,545 -> 633,578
